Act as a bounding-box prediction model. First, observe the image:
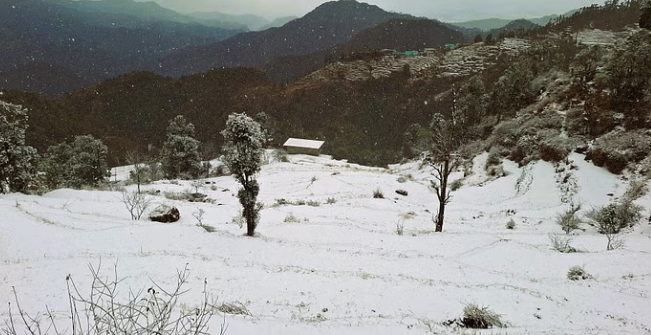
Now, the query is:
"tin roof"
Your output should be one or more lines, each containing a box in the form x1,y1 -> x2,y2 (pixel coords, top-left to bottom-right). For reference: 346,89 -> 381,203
283,138 -> 325,150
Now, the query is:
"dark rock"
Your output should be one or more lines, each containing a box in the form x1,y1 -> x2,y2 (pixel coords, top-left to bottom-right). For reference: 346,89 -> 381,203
395,189 -> 408,196
149,204 -> 180,223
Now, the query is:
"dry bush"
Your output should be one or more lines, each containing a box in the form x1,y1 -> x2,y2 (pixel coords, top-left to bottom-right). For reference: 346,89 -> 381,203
461,304 -> 505,329
373,188 -> 384,199
549,234 -> 578,253
3,264 -> 226,335
216,302 -> 251,316
396,221 -> 405,235
557,205 -> 582,234
567,265 -> 593,281
623,179 -> 649,202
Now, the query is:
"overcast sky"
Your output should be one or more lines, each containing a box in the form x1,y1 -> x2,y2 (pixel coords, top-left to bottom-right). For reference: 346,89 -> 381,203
147,0 -> 601,22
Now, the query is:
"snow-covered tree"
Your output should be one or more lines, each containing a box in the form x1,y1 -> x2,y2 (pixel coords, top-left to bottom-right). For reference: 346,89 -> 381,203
0,100 -> 39,193
40,135 -> 110,189
606,30 -> 651,126
221,113 -> 264,236
254,112 -> 276,147
39,142 -> 73,189
160,115 -> 202,179
69,135 -> 110,187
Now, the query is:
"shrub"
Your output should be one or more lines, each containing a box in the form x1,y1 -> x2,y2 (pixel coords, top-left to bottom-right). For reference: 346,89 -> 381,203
373,188 -> 384,199
231,214 -> 245,228
163,190 -> 209,203
484,147 -> 503,170
557,205 -> 582,234
567,265 -> 592,281
284,213 -> 300,223
505,219 -> 516,229
3,265 -> 225,335
539,137 -> 571,162
216,301 -> 251,316
461,304 -> 505,329
307,200 -> 321,207
397,176 -> 408,183
326,197 -> 337,204
623,179 -> 649,201
586,201 -> 643,234
586,201 -> 641,250
273,149 -> 290,163
549,234 -> 578,253
588,130 -> 651,174
450,179 -> 463,191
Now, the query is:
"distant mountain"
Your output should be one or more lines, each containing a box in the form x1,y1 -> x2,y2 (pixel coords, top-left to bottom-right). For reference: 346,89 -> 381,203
264,18 -> 464,83
65,0 -> 251,30
452,9 -> 580,31
0,0 -> 243,95
452,18 -> 512,31
156,0 -> 416,77
188,11 -> 269,31
258,16 -> 299,31
65,0 -> 193,23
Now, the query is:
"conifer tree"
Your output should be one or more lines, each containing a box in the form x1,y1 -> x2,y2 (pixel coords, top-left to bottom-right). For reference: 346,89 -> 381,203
0,100 -> 38,193
160,115 -> 202,179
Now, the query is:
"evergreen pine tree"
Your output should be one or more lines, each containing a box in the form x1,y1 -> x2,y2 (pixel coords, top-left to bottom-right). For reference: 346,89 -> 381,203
0,100 -> 39,193
160,115 -> 202,179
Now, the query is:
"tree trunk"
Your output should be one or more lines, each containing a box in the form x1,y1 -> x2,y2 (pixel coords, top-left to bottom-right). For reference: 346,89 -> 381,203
245,202 -> 256,236
435,159 -> 449,232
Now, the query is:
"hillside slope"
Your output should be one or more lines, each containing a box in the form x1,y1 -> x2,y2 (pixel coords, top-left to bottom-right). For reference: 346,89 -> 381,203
264,18 -> 465,83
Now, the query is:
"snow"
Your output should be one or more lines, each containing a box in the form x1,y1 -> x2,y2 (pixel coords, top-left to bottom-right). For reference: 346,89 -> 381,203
1,153 -> 651,334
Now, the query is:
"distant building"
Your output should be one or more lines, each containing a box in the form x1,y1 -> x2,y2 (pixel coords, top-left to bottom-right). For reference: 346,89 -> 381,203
404,51 -> 419,56
283,138 -> 325,156
445,44 -> 459,50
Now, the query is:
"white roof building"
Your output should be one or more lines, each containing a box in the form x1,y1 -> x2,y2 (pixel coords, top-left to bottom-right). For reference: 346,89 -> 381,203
283,138 -> 325,155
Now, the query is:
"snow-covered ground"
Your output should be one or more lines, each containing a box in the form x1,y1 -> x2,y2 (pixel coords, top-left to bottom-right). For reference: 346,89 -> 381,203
2,153 -> 651,334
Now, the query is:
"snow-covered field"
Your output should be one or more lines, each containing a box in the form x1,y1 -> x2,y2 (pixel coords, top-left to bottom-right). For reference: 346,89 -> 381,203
2,153 -> 651,334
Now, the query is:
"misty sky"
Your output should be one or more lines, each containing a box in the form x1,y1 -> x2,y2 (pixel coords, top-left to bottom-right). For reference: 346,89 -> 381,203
147,0 -> 601,22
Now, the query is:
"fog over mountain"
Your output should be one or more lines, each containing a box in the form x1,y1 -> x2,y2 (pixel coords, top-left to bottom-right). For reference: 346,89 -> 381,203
142,0 -> 598,21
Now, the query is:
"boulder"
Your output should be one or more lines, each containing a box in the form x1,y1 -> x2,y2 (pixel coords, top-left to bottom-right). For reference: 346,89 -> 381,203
149,204 -> 180,223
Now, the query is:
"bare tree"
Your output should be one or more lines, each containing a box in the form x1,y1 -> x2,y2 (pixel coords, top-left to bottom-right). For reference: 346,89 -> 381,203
126,150 -> 146,194
120,189 -> 153,220
428,113 -> 464,233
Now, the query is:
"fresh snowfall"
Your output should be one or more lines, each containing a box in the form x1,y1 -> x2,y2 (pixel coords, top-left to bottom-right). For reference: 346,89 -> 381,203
1,152 -> 651,335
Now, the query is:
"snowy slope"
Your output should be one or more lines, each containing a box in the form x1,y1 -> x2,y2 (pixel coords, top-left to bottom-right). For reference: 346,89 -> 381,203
1,153 -> 651,335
